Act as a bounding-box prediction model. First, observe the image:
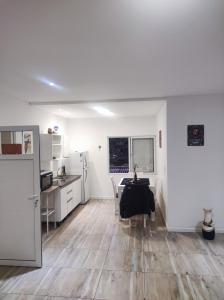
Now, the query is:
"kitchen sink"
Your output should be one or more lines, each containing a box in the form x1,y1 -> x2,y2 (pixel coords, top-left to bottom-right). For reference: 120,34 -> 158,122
52,179 -> 59,186
56,175 -> 69,180
53,179 -> 64,187
53,176 -> 70,187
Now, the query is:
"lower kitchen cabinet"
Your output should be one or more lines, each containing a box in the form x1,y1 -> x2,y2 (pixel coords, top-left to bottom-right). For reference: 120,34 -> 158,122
55,178 -> 81,222
72,178 -> 81,209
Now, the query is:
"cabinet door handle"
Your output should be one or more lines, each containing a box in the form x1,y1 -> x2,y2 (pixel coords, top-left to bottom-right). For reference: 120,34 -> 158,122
67,197 -> 73,203
67,190 -> 72,194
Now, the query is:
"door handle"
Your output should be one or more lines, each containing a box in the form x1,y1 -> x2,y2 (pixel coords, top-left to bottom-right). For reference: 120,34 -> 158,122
28,195 -> 39,207
28,194 -> 38,200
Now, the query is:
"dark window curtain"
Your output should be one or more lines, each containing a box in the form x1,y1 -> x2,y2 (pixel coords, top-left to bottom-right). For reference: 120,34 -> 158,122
109,137 -> 129,173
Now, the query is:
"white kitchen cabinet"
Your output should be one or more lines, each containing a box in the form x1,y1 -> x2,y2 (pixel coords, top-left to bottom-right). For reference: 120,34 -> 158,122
40,134 -> 63,161
66,184 -> 74,213
55,178 -> 81,222
60,187 -> 68,221
72,179 -> 81,209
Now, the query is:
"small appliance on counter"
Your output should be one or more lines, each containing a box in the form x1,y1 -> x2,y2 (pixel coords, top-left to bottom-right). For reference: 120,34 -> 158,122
40,170 -> 53,191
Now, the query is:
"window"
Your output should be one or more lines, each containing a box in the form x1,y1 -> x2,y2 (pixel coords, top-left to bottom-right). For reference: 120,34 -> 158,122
108,136 -> 155,173
131,137 -> 154,172
109,137 -> 129,173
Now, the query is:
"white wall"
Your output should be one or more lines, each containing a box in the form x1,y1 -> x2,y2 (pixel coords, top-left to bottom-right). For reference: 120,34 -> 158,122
166,95 -> 224,232
156,102 -> 167,221
0,92 -> 67,134
0,92 -> 68,171
67,116 -> 157,198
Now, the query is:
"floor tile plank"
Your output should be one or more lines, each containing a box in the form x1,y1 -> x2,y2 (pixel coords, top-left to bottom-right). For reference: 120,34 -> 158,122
1,199 -> 224,300
95,270 -> 144,300
144,273 -> 193,300
45,268 -> 101,298
104,250 -> 144,272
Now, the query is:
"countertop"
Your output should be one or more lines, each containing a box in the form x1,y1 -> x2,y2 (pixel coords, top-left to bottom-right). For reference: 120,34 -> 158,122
41,185 -> 59,194
53,175 -> 81,188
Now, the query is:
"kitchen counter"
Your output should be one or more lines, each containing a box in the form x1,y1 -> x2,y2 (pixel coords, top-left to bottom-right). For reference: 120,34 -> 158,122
53,175 -> 81,188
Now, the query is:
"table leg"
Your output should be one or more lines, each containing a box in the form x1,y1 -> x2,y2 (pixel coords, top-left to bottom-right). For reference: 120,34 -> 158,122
115,197 -> 118,215
46,195 -> 49,236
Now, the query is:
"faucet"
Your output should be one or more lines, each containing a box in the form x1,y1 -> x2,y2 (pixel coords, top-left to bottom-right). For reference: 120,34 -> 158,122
57,166 -> 66,179
57,167 -> 62,178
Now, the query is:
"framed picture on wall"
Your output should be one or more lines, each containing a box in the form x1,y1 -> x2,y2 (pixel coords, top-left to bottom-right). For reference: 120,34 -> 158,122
187,125 -> 204,146
159,130 -> 162,148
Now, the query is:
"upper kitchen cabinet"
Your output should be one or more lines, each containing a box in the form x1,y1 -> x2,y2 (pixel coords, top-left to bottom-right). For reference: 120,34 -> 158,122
40,134 -> 64,161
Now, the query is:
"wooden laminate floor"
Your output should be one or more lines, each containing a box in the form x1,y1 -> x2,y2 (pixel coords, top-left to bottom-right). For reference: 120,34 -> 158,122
1,199 -> 224,300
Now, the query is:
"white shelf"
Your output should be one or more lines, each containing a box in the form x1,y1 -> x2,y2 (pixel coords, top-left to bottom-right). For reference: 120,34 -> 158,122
41,208 -> 55,217
40,134 -> 64,162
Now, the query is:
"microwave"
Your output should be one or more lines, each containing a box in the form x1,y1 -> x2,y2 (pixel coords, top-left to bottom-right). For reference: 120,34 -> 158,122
40,170 -> 53,191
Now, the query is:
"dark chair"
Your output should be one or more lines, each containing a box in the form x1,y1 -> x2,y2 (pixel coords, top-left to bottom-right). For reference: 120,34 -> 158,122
120,183 -> 155,227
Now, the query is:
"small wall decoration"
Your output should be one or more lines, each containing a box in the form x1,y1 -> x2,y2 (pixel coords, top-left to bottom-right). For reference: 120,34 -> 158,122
23,131 -> 33,154
48,128 -> 53,134
159,130 -> 162,148
53,125 -> 59,134
188,125 -> 204,146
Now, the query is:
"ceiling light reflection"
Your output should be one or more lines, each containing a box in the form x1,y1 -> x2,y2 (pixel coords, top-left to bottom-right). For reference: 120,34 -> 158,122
54,109 -> 73,118
93,106 -> 114,117
37,77 -> 64,90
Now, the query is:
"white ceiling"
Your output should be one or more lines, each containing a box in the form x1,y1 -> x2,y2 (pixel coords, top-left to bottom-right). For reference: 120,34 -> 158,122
0,0 -> 224,103
35,100 -> 165,119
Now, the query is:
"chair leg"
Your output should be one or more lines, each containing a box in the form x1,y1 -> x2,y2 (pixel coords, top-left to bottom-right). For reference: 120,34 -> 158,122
144,214 -> 147,228
115,198 -> 118,215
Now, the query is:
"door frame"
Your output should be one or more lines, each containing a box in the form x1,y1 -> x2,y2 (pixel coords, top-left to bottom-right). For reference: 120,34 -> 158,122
0,125 -> 42,267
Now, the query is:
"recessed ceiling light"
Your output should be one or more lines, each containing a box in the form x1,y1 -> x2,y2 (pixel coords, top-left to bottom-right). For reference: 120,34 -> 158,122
93,106 -> 114,117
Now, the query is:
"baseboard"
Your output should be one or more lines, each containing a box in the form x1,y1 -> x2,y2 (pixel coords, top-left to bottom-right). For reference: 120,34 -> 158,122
214,228 -> 224,233
90,196 -> 113,200
167,226 -> 224,233
167,227 -> 198,233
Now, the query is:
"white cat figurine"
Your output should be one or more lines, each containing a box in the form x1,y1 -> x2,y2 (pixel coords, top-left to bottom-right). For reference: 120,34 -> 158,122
203,208 -> 213,226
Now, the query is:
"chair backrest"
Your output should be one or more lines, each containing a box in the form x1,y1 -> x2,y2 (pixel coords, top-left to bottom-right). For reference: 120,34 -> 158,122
120,183 -> 153,218
110,176 -> 117,198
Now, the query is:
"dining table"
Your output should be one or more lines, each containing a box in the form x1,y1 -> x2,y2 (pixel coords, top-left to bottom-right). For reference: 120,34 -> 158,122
116,177 -> 155,215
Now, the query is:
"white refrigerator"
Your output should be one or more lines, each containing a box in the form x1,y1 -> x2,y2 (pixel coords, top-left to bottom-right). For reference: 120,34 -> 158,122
68,151 -> 90,204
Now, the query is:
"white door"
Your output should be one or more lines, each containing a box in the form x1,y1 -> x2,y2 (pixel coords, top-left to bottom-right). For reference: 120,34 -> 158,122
0,126 -> 42,267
